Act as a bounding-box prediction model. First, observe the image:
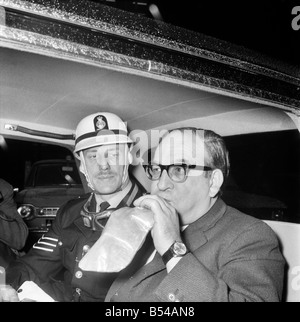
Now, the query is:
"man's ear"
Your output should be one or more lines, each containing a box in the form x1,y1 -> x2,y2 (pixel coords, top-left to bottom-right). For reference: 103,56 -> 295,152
209,169 -> 224,198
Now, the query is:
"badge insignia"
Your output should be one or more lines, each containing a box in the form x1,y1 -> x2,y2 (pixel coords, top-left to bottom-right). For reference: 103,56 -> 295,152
94,115 -> 108,131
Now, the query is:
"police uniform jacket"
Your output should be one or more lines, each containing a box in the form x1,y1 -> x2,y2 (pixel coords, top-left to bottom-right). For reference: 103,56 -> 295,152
0,179 -> 28,250
7,179 -> 146,301
0,179 -> 29,268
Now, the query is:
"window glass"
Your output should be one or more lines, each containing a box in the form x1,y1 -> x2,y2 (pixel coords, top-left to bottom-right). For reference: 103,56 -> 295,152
0,138 -> 76,189
223,130 -> 300,223
34,164 -> 82,186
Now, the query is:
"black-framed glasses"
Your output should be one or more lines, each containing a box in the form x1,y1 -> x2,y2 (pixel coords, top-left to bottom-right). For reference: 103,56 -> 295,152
143,163 -> 212,183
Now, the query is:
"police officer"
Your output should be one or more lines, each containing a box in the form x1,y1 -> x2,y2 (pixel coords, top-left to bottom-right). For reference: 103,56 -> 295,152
4,112 -> 146,302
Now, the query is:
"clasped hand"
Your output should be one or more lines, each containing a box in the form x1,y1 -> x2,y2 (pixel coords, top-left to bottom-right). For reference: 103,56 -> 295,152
133,195 -> 182,255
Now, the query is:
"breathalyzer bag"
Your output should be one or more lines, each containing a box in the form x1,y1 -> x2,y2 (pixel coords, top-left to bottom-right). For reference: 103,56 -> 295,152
79,206 -> 154,272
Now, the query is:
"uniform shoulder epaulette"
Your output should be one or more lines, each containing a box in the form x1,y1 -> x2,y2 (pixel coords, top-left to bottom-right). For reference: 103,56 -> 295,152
64,192 -> 90,207
57,193 -> 91,228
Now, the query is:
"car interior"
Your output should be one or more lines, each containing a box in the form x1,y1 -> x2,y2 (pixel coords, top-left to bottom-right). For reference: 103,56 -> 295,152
0,0 -> 299,302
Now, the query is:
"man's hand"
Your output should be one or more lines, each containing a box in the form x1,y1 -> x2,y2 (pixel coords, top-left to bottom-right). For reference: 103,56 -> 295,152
134,195 -> 181,255
0,285 -> 19,302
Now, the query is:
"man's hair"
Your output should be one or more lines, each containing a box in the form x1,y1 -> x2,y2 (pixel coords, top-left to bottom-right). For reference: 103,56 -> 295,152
161,127 -> 230,184
203,129 -> 230,180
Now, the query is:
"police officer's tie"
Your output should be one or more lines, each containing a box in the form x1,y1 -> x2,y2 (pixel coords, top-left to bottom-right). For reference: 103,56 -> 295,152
99,201 -> 110,212
96,201 -> 110,230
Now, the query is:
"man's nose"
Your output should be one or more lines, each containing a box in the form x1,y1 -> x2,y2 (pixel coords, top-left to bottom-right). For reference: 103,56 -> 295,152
157,169 -> 174,191
96,155 -> 110,169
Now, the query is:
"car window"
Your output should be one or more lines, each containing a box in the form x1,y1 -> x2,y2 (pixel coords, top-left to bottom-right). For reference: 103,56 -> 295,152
33,164 -> 82,187
0,138 -> 78,190
223,129 -> 300,224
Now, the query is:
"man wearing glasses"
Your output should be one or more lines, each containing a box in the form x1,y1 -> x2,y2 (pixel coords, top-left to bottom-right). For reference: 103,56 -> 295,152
105,127 -> 285,302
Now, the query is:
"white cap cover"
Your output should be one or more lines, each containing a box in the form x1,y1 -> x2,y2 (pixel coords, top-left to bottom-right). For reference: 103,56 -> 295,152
74,112 -> 132,153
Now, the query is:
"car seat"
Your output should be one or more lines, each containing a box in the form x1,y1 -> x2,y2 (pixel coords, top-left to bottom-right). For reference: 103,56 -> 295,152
264,220 -> 300,302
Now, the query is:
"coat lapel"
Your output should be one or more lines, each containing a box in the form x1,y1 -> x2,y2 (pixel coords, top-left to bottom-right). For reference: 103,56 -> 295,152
183,198 -> 227,252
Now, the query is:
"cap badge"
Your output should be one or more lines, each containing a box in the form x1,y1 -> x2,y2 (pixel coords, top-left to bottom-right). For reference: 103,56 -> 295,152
94,115 -> 108,131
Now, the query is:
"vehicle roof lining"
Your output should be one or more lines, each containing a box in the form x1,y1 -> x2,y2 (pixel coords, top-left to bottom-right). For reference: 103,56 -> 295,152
0,47 -> 297,148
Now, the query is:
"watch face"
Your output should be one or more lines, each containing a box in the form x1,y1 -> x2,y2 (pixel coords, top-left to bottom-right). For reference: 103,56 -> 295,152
173,241 -> 187,256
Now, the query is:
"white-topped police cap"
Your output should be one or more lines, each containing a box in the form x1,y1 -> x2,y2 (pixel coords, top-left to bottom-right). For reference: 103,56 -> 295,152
74,112 -> 133,153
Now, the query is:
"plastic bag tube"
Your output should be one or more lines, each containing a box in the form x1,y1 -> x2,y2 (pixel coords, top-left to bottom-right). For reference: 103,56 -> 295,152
79,207 -> 154,272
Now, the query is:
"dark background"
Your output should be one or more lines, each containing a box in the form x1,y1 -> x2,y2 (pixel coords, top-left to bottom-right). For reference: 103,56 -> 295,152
0,139 -> 73,190
89,0 -> 300,65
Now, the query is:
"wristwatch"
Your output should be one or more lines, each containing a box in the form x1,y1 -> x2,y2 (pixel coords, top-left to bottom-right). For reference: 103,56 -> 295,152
161,241 -> 188,265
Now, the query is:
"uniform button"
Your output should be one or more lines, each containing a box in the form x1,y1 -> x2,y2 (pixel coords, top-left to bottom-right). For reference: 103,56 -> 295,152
58,241 -> 63,246
83,245 -> 90,253
168,293 -> 175,301
75,271 -> 83,279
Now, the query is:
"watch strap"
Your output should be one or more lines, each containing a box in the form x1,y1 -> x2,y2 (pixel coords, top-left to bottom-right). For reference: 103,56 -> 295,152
161,241 -> 188,265
161,248 -> 175,265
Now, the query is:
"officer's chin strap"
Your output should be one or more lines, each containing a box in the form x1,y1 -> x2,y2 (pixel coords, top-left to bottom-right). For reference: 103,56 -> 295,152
78,144 -> 132,195
119,143 -> 132,191
78,151 -> 94,191
79,144 -> 135,231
